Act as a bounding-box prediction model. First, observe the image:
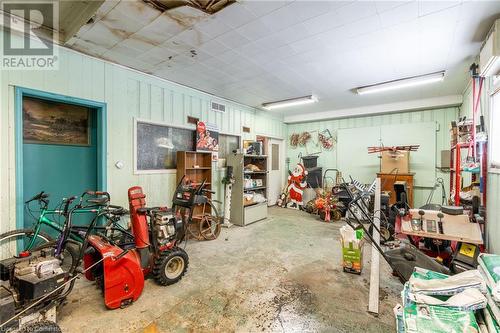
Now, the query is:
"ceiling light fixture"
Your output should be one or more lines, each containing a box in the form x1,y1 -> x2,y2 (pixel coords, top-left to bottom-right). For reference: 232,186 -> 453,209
262,95 -> 318,110
356,71 -> 445,95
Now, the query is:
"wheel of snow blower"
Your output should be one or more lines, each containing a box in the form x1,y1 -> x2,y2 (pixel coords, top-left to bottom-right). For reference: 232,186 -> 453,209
19,321 -> 62,333
153,247 -> 189,286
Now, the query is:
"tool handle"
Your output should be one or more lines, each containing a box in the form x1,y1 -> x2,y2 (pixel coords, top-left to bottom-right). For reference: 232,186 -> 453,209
114,249 -> 129,260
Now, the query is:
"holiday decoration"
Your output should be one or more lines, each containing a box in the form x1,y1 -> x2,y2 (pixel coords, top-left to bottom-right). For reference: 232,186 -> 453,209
318,129 -> 335,150
314,191 -> 342,222
287,163 -> 308,209
290,133 -> 300,148
298,132 -> 311,146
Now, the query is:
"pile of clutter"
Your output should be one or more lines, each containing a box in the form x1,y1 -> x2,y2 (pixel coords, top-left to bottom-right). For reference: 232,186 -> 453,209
394,253 -> 500,332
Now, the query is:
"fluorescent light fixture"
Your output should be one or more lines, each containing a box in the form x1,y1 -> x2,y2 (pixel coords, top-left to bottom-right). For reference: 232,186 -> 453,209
262,95 -> 318,110
356,71 -> 445,95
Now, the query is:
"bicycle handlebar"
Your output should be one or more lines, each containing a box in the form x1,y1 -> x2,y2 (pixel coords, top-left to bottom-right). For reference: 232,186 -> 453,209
62,196 -> 78,214
106,205 -> 129,216
25,191 -> 49,204
114,249 -> 129,260
78,190 -> 111,207
86,190 -> 108,197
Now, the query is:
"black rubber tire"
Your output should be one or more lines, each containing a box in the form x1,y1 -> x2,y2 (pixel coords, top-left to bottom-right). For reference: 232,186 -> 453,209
153,247 -> 189,286
368,223 -> 394,244
332,210 -> 342,221
19,320 -> 61,333
0,229 -> 53,259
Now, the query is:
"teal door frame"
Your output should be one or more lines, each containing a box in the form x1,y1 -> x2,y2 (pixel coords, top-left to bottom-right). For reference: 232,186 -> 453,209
14,87 -> 107,229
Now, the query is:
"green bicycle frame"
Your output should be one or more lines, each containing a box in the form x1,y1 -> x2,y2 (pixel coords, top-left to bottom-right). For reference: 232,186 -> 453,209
25,205 -> 125,250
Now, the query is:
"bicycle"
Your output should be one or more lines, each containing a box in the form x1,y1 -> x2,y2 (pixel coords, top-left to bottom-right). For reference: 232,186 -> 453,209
0,191 -> 131,262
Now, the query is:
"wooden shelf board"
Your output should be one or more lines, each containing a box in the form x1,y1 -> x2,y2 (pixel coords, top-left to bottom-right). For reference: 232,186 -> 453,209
244,155 -> 268,158
244,186 -> 267,191
244,201 -> 267,207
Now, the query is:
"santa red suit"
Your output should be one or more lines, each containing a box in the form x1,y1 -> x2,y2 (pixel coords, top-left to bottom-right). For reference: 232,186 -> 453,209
287,163 -> 308,207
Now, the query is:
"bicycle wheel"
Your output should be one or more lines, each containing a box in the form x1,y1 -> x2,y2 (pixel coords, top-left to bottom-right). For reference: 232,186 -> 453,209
198,202 -> 221,241
0,228 -> 53,260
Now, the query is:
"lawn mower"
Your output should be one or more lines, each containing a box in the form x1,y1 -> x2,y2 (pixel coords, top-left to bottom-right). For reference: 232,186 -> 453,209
83,185 -> 189,309
340,179 -> 450,282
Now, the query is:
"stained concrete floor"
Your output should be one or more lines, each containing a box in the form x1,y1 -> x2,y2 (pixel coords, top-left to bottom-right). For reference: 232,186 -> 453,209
58,207 -> 402,333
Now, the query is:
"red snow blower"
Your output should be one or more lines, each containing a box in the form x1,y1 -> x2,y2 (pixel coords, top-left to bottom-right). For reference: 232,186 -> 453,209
84,187 -> 188,309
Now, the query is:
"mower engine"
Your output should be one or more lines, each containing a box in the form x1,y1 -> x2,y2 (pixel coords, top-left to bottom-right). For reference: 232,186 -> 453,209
152,210 -> 183,246
0,248 -> 65,329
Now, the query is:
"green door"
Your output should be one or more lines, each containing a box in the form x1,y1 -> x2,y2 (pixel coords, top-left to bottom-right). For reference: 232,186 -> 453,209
22,96 -> 98,233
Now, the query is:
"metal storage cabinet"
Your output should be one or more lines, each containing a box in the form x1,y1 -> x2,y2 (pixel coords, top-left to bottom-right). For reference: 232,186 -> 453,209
227,153 -> 268,226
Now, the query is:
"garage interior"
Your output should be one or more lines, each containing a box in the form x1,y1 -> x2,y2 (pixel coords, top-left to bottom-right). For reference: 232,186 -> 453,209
1,1 -> 500,332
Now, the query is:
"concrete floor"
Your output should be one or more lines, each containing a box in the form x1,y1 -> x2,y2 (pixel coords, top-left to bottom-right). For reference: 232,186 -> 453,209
59,207 -> 402,333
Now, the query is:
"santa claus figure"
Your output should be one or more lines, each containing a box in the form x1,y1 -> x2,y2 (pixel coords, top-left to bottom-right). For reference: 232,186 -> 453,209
287,163 -> 308,209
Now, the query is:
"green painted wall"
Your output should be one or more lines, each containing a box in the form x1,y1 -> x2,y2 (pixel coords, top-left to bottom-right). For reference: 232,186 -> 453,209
286,107 -> 459,208
0,32 -> 286,233
461,79 -> 499,254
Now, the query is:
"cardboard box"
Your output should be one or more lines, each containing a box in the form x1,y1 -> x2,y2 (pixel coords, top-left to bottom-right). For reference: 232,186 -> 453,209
342,240 -> 364,274
381,151 -> 410,173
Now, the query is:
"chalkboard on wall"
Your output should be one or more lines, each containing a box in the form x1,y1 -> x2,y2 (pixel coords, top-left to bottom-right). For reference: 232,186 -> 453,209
135,120 -> 195,172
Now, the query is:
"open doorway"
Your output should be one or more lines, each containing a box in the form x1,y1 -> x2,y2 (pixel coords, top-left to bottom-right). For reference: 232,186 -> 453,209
257,136 -> 284,206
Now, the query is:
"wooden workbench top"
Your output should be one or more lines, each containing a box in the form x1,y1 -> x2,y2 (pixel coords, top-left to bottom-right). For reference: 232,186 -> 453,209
401,209 -> 483,245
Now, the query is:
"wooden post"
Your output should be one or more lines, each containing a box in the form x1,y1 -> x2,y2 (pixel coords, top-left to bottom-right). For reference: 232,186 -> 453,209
368,177 -> 381,315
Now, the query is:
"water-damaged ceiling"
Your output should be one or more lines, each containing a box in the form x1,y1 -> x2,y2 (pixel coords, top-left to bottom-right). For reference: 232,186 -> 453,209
64,0 -> 500,116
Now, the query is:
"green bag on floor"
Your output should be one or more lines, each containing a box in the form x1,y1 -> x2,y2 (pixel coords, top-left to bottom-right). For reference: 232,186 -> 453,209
403,303 -> 480,333
479,254 -> 500,302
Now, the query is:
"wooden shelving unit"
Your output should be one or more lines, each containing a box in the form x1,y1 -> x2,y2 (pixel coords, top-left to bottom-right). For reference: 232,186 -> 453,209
176,151 -> 212,218
227,153 -> 268,226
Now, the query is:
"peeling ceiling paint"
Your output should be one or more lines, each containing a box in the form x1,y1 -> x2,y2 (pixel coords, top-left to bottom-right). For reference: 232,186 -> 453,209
65,0 -> 500,115
143,0 -> 235,15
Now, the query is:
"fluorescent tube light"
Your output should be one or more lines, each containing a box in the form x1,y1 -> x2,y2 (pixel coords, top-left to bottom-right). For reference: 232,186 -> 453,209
356,71 -> 445,95
262,95 -> 318,110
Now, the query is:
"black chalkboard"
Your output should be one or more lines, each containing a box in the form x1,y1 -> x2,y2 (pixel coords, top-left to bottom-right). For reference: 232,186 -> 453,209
136,121 -> 194,170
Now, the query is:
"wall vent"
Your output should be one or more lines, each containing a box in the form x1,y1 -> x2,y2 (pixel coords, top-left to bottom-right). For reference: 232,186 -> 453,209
211,101 -> 226,113
187,116 -> 199,125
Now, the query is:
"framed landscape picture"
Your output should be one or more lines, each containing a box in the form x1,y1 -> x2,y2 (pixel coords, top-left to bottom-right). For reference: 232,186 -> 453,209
23,96 -> 90,146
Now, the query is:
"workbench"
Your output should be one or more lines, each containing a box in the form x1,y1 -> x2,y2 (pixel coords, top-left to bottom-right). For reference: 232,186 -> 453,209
400,209 -> 483,245
400,209 -> 483,272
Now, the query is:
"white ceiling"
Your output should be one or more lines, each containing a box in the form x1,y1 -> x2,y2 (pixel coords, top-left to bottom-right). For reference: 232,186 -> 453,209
67,0 -> 500,117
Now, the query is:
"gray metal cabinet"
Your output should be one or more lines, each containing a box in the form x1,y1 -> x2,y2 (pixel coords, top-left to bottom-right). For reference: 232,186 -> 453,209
227,153 -> 268,226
